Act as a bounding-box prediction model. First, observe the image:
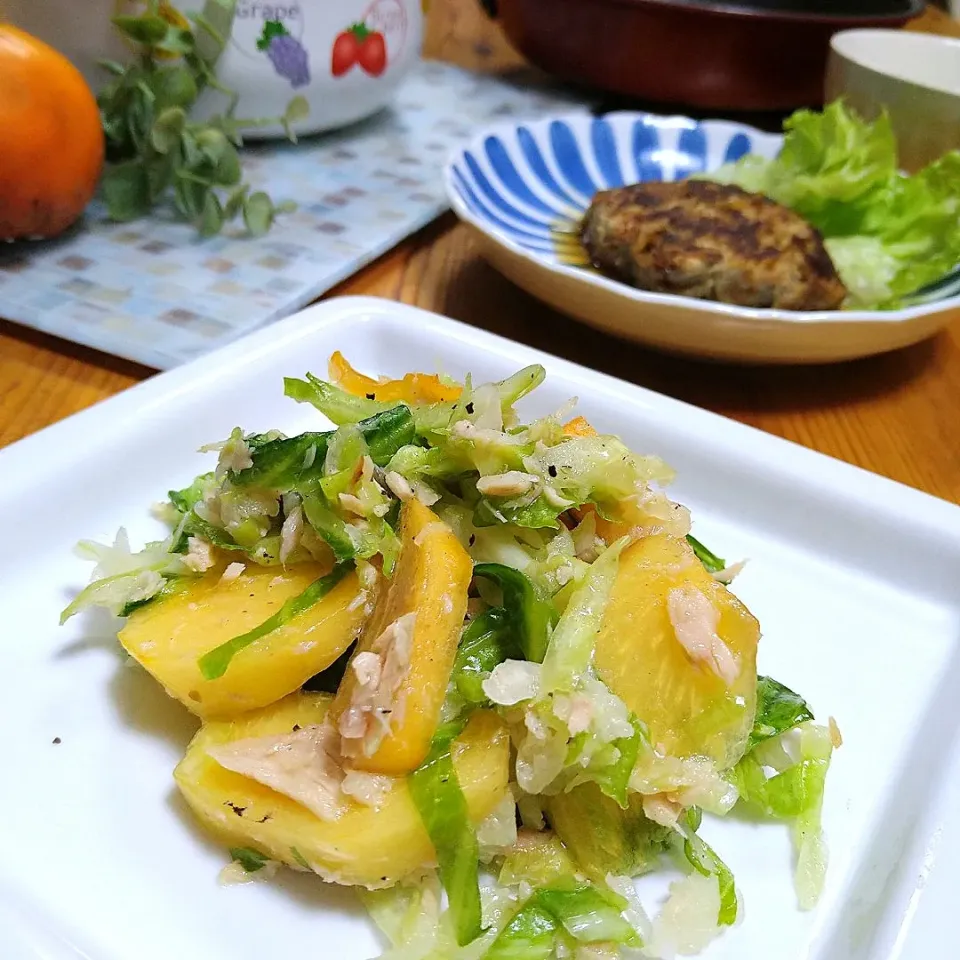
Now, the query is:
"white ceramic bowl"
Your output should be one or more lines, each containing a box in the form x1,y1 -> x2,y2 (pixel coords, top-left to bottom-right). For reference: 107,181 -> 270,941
6,0 -> 423,137
443,111 -> 960,364
825,28 -> 960,172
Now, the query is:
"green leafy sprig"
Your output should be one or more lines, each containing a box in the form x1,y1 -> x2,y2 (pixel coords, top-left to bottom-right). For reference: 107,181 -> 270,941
97,0 -> 308,236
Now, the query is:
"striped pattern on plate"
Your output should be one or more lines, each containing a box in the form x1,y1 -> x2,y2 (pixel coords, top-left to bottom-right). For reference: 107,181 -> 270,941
442,111 -> 960,363
446,112 -> 783,260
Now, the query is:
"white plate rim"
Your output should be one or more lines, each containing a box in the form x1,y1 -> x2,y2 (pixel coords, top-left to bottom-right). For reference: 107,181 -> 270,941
2,295 -> 958,531
3,296 -> 960,960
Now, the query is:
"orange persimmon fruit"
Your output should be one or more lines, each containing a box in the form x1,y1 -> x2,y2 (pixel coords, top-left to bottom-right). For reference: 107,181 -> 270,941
0,25 -> 104,240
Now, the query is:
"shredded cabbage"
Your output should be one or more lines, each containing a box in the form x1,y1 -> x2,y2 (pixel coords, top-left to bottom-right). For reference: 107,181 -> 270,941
64,355 -> 838,959
731,720 -> 834,908
60,528 -> 186,623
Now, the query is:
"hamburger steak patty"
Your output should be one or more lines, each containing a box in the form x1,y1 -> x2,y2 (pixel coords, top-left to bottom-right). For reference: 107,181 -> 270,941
580,180 -> 847,311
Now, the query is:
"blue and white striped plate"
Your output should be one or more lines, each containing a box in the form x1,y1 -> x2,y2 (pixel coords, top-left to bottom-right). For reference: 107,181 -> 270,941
443,112 -> 960,364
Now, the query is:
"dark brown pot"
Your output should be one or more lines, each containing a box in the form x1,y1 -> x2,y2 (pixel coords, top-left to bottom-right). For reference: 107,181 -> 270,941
482,0 -> 923,111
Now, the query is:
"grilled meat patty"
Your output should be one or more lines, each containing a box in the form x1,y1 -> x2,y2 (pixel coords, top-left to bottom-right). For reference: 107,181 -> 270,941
580,180 -> 847,311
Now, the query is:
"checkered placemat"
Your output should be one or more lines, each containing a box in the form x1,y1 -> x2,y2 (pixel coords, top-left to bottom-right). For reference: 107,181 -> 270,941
0,62 -> 588,370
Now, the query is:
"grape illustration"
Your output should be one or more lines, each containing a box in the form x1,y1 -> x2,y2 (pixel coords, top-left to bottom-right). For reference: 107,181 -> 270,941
257,20 -> 311,89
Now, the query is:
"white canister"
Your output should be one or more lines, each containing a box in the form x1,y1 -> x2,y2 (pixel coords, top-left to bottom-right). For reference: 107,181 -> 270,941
5,0 -> 424,137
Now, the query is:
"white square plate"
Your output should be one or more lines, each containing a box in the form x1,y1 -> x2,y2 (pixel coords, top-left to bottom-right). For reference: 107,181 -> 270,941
2,297 -> 959,960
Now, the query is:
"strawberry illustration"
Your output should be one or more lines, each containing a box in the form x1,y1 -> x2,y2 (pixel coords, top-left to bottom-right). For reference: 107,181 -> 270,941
330,22 -> 388,78
331,27 -> 360,77
357,29 -> 387,77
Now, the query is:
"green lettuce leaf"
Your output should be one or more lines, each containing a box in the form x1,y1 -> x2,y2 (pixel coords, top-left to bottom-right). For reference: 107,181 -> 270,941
473,495 -> 562,531
408,720 -> 484,947
229,432 -> 328,489
498,832 -> 577,888
686,534 -> 725,575
731,721 -> 834,908
299,487 -> 356,562
486,880 -> 640,959
175,511 -> 257,557
284,373 -> 392,424
710,100 -> 896,235
748,676 -> 814,750
540,537 -> 628,692
678,810 -> 738,926
229,846 -> 270,872
585,715 -> 646,810
856,150 -> 960,302
485,898 -> 559,960
168,472 -> 214,513
453,608 -> 522,704
472,564 -> 558,664
706,100 -> 960,308
233,405 -> 415,491
197,561 -> 352,679
496,364 -> 546,411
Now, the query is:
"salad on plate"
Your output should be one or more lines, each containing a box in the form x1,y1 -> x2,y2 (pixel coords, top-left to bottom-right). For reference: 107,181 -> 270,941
63,355 -> 838,958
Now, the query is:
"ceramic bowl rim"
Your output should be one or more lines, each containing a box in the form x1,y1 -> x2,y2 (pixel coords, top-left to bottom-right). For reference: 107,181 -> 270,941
829,28 -> 960,99
596,0 -> 923,26
442,109 -> 960,328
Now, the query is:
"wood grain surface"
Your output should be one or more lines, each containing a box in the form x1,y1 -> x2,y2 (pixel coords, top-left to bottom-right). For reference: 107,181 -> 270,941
1,2 -> 958,505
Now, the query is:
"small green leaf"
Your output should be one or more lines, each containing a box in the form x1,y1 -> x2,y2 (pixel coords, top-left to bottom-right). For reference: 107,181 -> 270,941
150,107 -> 186,154
453,608 -> 520,703
112,14 -> 169,45
290,847 -> 310,870
195,127 -> 228,163
472,563 -> 558,663
223,184 -> 249,219
124,87 -> 155,155
180,130 -> 202,168
199,192 -> 224,237
173,175 -> 207,220
229,847 -> 269,873
243,191 -> 273,237
189,5 -> 232,64
98,59 -> 127,76
281,117 -> 298,145
686,534 -> 725,574
146,154 -> 174,201
274,199 -> 297,214
154,26 -> 194,55
747,677 -> 815,751
213,143 -> 241,186
284,95 -> 310,123
155,67 -> 198,109
102,161 -> 151,222
680,810 -> 738,926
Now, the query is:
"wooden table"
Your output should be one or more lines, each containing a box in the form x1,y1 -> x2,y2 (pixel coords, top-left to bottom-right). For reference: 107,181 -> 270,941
2,3 -> 958,504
